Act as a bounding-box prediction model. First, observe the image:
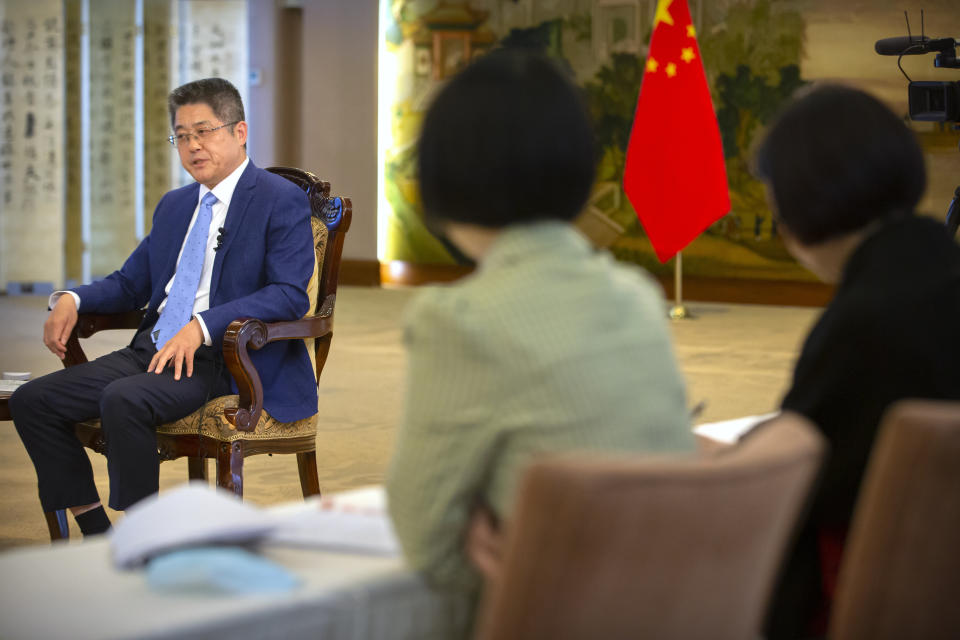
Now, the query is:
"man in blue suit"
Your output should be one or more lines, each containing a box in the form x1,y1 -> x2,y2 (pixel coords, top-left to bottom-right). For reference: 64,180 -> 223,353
9,78 -> 316,536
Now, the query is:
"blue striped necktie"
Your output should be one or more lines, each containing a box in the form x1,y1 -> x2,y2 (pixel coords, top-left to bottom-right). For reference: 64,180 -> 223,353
152,191 -> 218,349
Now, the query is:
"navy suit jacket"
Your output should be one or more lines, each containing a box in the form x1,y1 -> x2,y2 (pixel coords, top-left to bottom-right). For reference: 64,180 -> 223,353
72,162 -> 317,422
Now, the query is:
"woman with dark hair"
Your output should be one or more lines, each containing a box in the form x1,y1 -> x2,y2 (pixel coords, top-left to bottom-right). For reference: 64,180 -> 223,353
755,84 -> 960,637
386,48 -> 693,602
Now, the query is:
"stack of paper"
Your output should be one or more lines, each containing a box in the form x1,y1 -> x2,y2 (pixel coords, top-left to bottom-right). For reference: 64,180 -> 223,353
1,372 -> 30,394
109,483 -> 399,569
266,486 -> 400,555
0,380 -> 26,393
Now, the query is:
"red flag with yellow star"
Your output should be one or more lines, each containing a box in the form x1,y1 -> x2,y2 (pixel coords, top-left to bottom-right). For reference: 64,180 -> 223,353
623,0 -> 730,263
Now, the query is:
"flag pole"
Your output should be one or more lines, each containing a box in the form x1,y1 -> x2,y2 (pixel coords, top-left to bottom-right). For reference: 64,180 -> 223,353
669,252 -> 690,320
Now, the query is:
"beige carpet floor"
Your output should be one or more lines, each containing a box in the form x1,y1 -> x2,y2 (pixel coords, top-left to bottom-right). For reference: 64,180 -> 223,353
0,286 -> 821,549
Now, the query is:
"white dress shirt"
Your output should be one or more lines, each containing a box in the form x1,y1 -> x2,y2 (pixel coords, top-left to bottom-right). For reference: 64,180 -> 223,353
52,157 -> 250,347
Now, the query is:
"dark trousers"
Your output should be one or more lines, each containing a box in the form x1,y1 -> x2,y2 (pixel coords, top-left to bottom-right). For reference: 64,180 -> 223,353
9,329 -> 232,511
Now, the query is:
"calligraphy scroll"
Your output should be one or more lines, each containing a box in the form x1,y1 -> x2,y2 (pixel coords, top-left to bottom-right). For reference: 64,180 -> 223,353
0,0 -> 65,290
88,0 -> 137,277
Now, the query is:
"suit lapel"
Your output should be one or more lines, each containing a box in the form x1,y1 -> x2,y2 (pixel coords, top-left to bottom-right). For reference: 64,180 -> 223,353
210,161 -> 259,302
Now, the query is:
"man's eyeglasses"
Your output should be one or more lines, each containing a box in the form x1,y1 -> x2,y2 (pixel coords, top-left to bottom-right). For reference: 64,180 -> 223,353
168,121 -> 239,147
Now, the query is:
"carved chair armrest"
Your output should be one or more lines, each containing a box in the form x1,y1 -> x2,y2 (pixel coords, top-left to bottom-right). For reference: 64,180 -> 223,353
222,294 -> 336,431
63,310 -> 146,368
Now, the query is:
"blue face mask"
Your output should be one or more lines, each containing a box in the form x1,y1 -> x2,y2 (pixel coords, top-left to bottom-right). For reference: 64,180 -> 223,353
146,546 -> 301,594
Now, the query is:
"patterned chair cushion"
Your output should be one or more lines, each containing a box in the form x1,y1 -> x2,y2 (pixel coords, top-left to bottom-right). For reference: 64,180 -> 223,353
76,396 -> 317,443
156,395 -> 317,441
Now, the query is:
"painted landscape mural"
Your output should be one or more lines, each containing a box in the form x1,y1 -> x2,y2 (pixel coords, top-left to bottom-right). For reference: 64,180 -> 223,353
380,0 -> 960,282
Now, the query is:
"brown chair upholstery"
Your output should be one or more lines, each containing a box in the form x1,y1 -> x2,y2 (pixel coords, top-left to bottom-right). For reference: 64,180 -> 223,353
45,167 -> 352,540
474,412 -> 826,640
829,400 -> 960,640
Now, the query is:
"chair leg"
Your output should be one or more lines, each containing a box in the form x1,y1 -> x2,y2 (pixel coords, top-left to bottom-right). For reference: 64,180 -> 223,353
187,456 -> 208,481
216,441 -> 243,499
297,450 -> 321,498
45,509 -> 69,541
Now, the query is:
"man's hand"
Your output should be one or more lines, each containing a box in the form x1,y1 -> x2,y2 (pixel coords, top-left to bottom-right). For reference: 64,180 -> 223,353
466,505 -> 505,584
148,318 -> 204,380
43,295 -> 79,359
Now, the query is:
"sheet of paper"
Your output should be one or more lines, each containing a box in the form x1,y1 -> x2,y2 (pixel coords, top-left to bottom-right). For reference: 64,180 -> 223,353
693,412 -> 779,445
266,486 -> 400,556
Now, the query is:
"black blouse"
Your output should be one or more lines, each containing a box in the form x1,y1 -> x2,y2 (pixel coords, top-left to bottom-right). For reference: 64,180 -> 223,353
767,215 -> 960,638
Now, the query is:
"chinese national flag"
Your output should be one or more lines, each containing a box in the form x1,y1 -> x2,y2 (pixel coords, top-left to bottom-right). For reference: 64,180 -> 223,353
623,0 -> 730,263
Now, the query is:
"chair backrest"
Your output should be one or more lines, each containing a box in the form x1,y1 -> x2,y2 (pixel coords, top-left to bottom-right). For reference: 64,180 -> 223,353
266,166 -> 352,380
474,412 -> 826,640
266,166 -> 352,306
829,400 -> 960,640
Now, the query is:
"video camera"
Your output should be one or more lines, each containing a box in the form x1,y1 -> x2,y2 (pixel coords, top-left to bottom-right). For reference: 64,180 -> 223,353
876,12 -> 960,235
875,18 -> 960,122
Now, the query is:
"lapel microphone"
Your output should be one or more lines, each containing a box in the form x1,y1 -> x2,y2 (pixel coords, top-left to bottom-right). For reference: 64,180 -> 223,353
214,227 -> 226,252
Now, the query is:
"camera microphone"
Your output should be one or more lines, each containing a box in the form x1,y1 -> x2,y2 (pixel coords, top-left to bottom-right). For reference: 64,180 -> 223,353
214,227 -> 226,251
875,36 -> 956,56
876,36 -> 929,55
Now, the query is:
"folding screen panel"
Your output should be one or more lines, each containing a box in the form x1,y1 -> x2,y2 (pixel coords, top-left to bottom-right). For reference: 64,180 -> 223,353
0,0 -> 66,292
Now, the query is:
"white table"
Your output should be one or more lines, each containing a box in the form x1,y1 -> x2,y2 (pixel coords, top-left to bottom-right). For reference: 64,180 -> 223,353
0,539 -> 472,640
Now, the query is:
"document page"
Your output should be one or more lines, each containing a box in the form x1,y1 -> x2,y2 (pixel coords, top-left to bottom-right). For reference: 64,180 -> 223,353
266,486 -> 400,556
693,412 -> 778,445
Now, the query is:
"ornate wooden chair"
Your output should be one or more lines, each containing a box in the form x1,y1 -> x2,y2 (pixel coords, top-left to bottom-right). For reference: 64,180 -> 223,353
45,167 -> 351,540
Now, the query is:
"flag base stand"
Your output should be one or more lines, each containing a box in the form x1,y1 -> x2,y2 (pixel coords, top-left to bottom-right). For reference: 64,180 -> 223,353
669,304 -> 692,320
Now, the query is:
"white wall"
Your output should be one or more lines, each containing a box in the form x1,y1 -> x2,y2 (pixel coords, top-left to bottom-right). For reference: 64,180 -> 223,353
246,0 -> 278,168
300,0 -> 378,261
246,0 -> 378,262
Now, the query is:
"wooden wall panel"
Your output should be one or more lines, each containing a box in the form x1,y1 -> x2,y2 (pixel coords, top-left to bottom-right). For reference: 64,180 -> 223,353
64,0 -> 83,284
143,0 -> 173,233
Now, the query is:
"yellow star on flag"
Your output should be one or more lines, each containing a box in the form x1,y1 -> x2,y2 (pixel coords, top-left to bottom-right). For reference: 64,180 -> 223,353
647,58 -> 659,73
666,62 -> 677,77
687,24 -> 696,38
654,0 -> 674,28
681,47 -> 696,63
